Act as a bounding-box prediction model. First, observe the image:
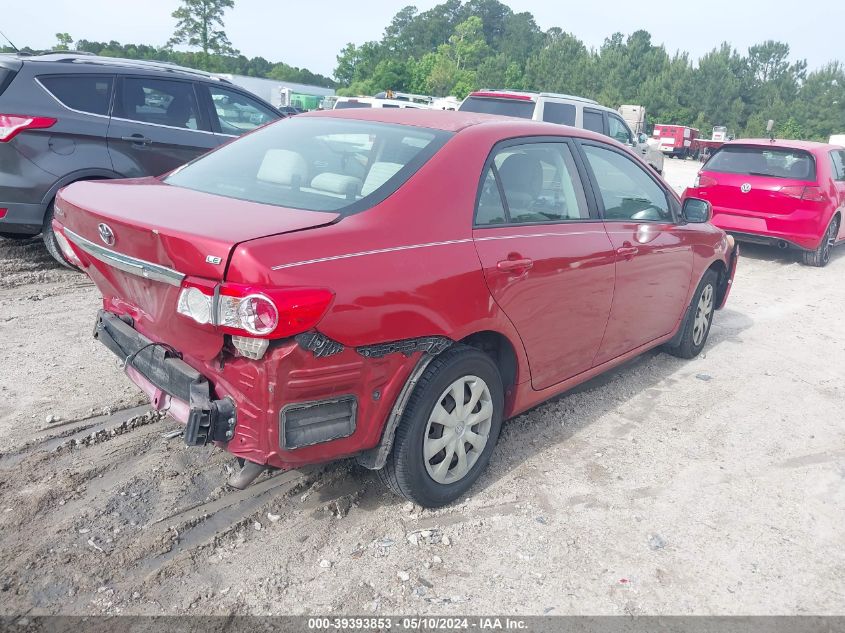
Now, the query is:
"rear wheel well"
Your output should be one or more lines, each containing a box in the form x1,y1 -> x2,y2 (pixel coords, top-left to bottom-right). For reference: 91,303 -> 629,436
458,331 -> 518,398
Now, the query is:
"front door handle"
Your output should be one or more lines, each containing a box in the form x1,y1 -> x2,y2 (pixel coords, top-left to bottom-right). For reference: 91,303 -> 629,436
497,258 -> 534,274
616,245 -> 639,260
121,134 -> 152,147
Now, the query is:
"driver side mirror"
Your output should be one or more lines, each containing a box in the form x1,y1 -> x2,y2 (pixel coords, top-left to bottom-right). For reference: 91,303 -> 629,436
682,197 -> 712,223
638,133 -> 648,144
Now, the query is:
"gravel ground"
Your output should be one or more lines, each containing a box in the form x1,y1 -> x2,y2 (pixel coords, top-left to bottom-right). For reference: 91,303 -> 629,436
0,158 -> 843,616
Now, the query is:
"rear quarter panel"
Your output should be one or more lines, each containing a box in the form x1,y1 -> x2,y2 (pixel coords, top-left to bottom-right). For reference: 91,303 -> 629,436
225,123 -> 533,391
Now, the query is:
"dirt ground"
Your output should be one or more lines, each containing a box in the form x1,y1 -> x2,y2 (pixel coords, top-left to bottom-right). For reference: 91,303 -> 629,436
0,158 -> 843,616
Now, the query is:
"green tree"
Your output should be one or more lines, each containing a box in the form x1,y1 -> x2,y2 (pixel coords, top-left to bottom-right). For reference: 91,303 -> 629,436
55,33 -> 73,51
168,0 -> 238,61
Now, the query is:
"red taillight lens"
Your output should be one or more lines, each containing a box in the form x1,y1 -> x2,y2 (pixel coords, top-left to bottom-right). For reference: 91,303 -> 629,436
176,282 -> 334,340
779,185 -> 824,201
694,173 -> 717,188
0,114 -> 57,142
0,208 -> 7,219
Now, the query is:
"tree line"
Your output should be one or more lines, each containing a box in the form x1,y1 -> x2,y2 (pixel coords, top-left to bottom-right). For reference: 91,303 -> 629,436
3,0 -> 843,140
335,0 -> 844,141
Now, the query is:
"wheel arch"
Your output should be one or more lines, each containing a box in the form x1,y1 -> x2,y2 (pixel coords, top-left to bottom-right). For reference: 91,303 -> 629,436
40,168 -> 125,220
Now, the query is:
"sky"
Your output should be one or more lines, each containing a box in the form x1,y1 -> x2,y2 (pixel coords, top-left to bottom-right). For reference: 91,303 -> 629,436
7,0 -> 845,78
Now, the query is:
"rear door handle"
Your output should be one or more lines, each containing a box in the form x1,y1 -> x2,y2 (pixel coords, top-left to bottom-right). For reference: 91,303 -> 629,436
497,258 -> 534,273
121,134 -> 152,147
616,246 -> 639,259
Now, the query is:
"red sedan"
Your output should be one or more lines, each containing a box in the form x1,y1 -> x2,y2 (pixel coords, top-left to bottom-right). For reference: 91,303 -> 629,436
684,139 -> 845,266
51,109 -> 738,507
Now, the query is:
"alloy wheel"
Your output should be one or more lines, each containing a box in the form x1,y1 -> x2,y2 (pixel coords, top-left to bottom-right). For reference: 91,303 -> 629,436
692,284 -> 714,346
423,375 -> 493,485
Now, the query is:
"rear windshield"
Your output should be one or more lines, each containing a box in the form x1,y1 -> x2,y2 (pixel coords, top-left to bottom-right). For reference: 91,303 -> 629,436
705,146 -> 816,180
334,100 -> 372,109
459,96 -> 534,119
165,116 -> 451,213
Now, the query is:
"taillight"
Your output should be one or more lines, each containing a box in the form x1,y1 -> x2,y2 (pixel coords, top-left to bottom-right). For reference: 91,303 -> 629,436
693,173 -> 717,188
779,185 -> 824,201
0,208 -> 7,219
176,282 -> 334,341
0,114 -> 57,142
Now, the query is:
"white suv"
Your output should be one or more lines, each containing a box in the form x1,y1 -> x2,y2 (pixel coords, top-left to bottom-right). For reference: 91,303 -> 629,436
459,90 -> 664,174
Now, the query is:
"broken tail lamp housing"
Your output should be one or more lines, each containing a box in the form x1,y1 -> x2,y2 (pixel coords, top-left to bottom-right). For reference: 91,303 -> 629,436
176,281 -> 334,359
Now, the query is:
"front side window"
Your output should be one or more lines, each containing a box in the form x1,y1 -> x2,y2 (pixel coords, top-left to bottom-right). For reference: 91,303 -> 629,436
475,141 -> 589,226
39,75 -> 113,116
583,109 -> 604,134
705,146 -> 817,180
119,78 -> 200,130
542,102 -> 576,126
608,115 -> 632,145
208,86 -> 277,135
166,117 -> 451,213
582,144 -> 671,222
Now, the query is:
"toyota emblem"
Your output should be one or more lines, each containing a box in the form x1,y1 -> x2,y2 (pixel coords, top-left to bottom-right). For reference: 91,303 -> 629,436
97,223 -> 115,246
740,183 -> 752,194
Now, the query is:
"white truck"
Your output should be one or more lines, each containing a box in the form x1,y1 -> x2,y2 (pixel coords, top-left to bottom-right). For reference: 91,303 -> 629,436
619,104 -> 647,135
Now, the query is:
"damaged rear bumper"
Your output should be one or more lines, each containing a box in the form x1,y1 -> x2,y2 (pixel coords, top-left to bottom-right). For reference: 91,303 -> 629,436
93,310 -> 236,446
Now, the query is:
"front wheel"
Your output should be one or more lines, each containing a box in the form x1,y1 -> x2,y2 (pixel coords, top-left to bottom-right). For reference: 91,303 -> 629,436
665,269 -> 718,359
378,346 -> 504,508
802,217 -> 839,267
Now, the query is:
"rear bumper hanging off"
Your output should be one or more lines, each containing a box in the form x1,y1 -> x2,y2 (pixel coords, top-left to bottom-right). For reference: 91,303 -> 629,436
93,310 -> 236,446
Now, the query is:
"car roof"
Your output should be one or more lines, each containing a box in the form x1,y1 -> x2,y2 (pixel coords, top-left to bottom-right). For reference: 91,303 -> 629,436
301,107 -> 616,142
11,52 -> 226,82
724,138 -> 837,153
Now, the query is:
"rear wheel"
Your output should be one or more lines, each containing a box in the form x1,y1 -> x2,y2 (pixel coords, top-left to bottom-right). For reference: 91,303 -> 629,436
41,201 -> 76,270
802,216 -> 839,267
378,346 -> 504,508
665,269 -> 718,359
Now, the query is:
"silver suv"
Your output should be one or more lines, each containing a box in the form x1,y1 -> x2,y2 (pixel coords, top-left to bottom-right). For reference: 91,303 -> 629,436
459,90 -> 664,174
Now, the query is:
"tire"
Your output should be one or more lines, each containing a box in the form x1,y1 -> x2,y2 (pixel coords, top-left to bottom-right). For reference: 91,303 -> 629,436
378,345 -> 504,508
41,201 -> 76,270
0,232 -> 35,240
665,269 -> 718,359
802,216 -> 839,267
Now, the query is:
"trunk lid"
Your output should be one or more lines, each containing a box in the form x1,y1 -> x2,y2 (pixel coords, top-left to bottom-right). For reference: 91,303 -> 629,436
58,178 -> 340,279
699,145 -> 819,216
57,178 -> 339,361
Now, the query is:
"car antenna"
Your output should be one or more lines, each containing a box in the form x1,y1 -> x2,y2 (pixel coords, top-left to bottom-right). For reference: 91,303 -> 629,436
0,30 -> 20,53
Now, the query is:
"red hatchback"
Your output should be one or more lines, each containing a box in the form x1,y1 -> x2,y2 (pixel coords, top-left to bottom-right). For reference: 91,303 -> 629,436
52,109 -> 738,507
684,139 -> 845,266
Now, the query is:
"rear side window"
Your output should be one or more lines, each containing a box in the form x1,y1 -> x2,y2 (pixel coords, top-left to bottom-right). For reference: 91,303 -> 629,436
39,75 -> 113,116
583,144 -> 671,222
475,141 -> 589,226
830,150 -> 845,181
118,77 -> 201,130
459,96 -> 535,119
542,102 -> 576,125
583,109 -> 604,133
705,146 -> 817,180
165,117 -> 451,213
